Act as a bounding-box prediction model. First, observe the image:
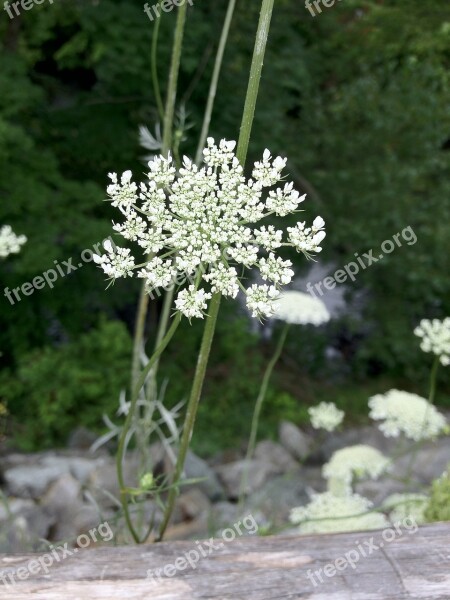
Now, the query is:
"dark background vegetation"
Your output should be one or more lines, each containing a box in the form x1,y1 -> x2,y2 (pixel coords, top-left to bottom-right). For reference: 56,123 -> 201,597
1,0 -> 449,455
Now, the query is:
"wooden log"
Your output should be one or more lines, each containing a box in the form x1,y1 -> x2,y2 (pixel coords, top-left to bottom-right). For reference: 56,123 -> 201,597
0,522 -> 449,599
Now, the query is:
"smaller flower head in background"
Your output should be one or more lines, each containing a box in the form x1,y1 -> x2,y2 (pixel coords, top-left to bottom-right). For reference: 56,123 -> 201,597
0,225 -> 27,259
272,290 -> 330,326
414,318 -> 450,366
289,491 -> 388,534
369,389 -> 447,441
309,401 -> 344,432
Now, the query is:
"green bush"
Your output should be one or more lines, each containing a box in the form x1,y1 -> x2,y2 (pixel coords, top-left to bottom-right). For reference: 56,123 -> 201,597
425,468 -> 450,523
0,319 -> 132,450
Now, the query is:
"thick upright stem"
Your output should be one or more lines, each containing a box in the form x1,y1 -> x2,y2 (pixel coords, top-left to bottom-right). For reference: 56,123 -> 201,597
239,323 -> 290,505
151,4 -> 164,121
162,2 -> 189,155
236,0 -> 275,165
195,0 -> 237,165
157,293 -> 222,540
157,0 -> 276,540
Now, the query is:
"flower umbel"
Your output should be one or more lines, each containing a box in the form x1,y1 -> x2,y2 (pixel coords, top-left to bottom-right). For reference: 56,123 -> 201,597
273,291 -> 330,326
94,139 -> 326,319
289,491 -> 388,534
309,401 -> 344,432
323,444 -> 390,491
368,389 -> 447,441
414,318 -> 450,367
0,225 -> 27,259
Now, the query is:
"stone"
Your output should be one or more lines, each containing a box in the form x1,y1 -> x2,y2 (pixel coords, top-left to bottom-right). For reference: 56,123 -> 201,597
278,421 -> 311,461
183,451 -> 225,501
41,455 -> 105,484
4,464 -> 70,498
254,440 -> 298,473
177,488 -> 211,521
0,498 -> 35,521
245,470 -> 309,527
67,427 -> 98,450
41,474 -> 84,541
215,459 -> 277,499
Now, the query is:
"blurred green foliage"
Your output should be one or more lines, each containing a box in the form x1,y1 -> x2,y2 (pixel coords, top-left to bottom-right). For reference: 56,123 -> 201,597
0,0 -> 449,452
425,468 -> 450,523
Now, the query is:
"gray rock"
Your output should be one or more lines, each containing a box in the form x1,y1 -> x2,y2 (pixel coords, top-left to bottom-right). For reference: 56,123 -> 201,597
41,474 -> 84,541
254,440 -> 298,473
42,455 -> 105,484
245,470 -> 310,527
278,421 -> 311,461
183,451 -> 225,501
215,459 -> 277,499
177,488 -> 211,521
390,438 -> 450,485
0,498 -> 35,522
4,464 -> 70,498
67,426 -> 98,450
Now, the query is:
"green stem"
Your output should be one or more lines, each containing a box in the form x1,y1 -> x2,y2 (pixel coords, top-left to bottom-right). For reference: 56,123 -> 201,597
157,293 -> 222,541
151,3 -> 165,121
405,355 -> 440,482
130,288 -> 149,397
236,0 -> 275,165
238,322 -> 290,506
156,0 -> 276,541
117,313 -> 181,544
162,1 -> 189,155
194,0 -> 237,165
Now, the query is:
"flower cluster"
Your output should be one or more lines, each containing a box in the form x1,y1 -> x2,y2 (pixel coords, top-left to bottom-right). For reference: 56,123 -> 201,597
382,493 -> 428,525
308,401 -> 344,431
323,445 -> 390,493
94,139 -> 326,319
368,389 -> 447,441
289,491 -> 388,534
0,225 -> 27,259
272,291 -> 330,326
414,318 -> 450,366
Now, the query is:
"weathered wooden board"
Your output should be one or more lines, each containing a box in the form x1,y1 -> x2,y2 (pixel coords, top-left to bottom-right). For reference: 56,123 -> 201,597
0,522 -> 449,599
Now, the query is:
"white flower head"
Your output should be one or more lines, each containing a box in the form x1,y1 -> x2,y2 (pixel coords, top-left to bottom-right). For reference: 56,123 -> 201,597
414,318 -> 450,367
273,291 -> 330,325
382,493 -> 428,525
309,402 -> 344,432
323,445 -> 390,491
368,389 -> 447,441
0,225 -> 27,258
97,139 -> 326,320
174,285 -> 211,320
290,491 -> 388,534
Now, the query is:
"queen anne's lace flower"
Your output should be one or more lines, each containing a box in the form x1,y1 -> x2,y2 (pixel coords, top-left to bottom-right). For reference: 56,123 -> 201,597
273,291 -> 330,325
323,445 -> 390,492
382,493 -> 428,525
414,318 -> 450,366
369,389 -> 447,441
0,225 -> 27,258
94,138 -> 326,319
289,491 -> 388,534
309,402 -> 344,432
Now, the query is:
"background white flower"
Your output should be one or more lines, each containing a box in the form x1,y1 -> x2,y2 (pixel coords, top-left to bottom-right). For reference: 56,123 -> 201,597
382,493 -> 429,525
290,491 -> 388,534
414,318 -> 450,366
309,401 -> 344,432
368,389 -> 447,441
323,444 -> 390,489
0,225 -> 27,258
272,290 -> 330,325
94,139 -> 326,320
